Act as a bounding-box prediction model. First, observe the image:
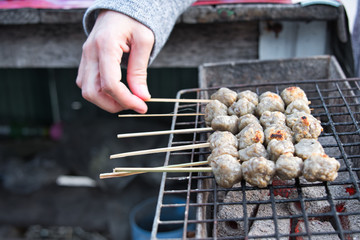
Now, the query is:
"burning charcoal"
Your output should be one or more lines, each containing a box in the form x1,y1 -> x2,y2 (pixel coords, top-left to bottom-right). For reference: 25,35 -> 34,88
237,90 -> 259,106
295,220 -> 340,240
264,124 -> 293,145
294,139 -> 325,160
236,123 -> 264,149
210,154 -> 242,188
247,201 -> 291,240
280,86 -> 309,106
285,99 -> 311,115
275,153 -> 303,180
211,87 -> 237,107
217,184 -> 269,237
303,153 -> 340,182
204,99 -> 228,126
238,143 -> 268,162
341,200 -> 360,240
267,139 -> 295,161
242,157 -> 275,188
237,114 -> 260,132
260,111 -> 286,129
208,131 -> 238,150
211,115 -> 238,134
228,98 -> 256,117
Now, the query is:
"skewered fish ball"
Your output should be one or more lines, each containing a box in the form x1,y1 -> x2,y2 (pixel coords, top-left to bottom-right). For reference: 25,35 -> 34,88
237,114 -> 260,131
267,139 -> 295,161
238,143 -> 268,162
281,86 -> 309,106
292,114 -> 323,142
236,122 -> 264,149
204,99 -> 228,126
256,96 -> 285,116
237,90 -> 259,106
294,138 -> 325,160
207,145 -> 239,164
260,111 -> 286,129
211,115 -> 238,134
303,153 -> 340,182
242,157 -> 276,188
286,112 -> 312,128
259,91 -> 283,102
275,153 -> 303,180
228,98 -> 256,117
285,99 -> 311,115
264,124 -> 293,145
210,87 -> 237,107
210,154 -> 242,188
208,131 -> 238,150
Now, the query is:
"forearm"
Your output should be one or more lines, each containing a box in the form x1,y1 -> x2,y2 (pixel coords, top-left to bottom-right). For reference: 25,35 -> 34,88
83,0 -> 195,65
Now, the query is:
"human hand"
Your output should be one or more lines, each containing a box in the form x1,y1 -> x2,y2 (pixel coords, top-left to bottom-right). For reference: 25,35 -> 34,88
76,10 -> 155,113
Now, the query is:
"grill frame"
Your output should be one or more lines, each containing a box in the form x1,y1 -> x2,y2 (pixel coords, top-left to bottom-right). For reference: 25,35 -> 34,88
150,78 -> 360,239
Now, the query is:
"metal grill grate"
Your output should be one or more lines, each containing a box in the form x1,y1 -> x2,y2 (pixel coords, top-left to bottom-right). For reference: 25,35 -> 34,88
151,78 -> 360,240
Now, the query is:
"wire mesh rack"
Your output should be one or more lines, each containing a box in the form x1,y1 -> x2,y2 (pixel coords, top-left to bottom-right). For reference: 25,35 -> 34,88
150,78 -> 360,240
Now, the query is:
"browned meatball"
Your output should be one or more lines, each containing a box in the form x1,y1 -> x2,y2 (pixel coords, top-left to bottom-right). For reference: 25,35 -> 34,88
210,154 -> 242,188
242,157 -> 276,188
303,153 -> 340,182
210,87 -> 237,107
207,145 -> 239,164
294,138 -> 325,160
267,139 -> 295,161
238,143 -> 269,162
259,91 -> 283,102
208,131 -> 238,150
264,124 -> 293,145
204,100 -> 228,126
280,86 -> 309,106
260,111 -> 286,129
228,98 -> 256,117
275,153 -> 303,180
237,90 -> 259,106
236,123 -> 264,149
292,114 -> 323,142
286,112 -> 312,128
237,114 -> 259,131
285,99 -> 311,115
256,96 -> 285,116
211,115 -> 238,134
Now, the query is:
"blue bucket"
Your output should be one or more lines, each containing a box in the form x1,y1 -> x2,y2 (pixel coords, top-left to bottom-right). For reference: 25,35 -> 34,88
129,196 -> 195,240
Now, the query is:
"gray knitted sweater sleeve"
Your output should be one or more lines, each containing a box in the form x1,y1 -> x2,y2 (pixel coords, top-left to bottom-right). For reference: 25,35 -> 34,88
83,0 -> 195,66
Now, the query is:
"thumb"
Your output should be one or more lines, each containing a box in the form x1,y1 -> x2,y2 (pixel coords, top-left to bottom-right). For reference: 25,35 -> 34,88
126,34 -> 154,101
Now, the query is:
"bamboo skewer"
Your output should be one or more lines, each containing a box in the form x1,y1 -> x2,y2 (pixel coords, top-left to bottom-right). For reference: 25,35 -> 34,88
113,167 -> 212,173
118,113 -> 204,117
117,127 -> 212,139
110,142 -> 210,159
100,160 -> 210,179
146,98 -> 211,103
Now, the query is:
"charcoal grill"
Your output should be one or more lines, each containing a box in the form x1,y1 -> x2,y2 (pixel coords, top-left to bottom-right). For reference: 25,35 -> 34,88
150,57 -> 360,239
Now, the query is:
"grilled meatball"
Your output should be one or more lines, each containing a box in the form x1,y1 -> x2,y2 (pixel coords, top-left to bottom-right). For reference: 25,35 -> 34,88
207,145 -> 239,164
204,100 -> 228,126
294,138 -> 325,160
275,153 -> 303,180
292,114 -> 323,142
237,90 -> 259,106
236,123 -> 264,149
286,112 -> 312,128
267,139 -> 295,161
256,96 -> 285,116
211,115 -> 238,134
237,114 -> 259,131
238,143 -> 269,162
228,98 -> 256,117
210,87 -> 237,107
208,131 -> 238,150
259,91 -> 283,102
281,86 -> 309,106
260,111 -> 286,129
285,99 -> 311,115
242,157 -> 276,188
303,153 -> 340,182
264,124 -> 293,145
210,154 -> 242,188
